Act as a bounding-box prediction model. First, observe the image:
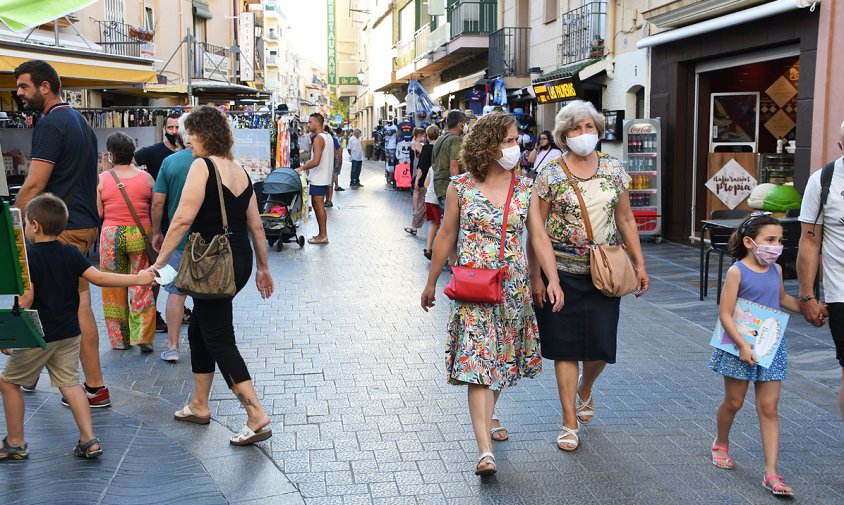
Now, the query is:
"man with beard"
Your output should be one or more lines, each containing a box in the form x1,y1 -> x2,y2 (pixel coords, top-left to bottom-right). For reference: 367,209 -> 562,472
13,60 -> 111,408
133,111 -> 185,333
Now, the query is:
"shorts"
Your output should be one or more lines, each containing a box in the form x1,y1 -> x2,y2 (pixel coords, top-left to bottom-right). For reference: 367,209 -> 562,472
438,196 -> 446,215
425,203 -> 441,224
58,227 -> 97,291
828,302 -> 844,367
2,336 -> 81,388
310,185 -> 328,197
164,249 -> 185,296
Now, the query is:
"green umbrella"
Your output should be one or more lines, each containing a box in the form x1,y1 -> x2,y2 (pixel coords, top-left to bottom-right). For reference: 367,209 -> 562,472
0,0 -> 97,32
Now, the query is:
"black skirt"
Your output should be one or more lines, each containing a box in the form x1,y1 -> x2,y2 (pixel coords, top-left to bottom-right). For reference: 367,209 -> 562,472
535,270 -> 621,363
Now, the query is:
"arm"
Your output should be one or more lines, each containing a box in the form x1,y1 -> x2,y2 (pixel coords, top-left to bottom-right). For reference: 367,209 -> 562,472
300,135 -> 325,171
527,148 -> 539,164
151,192 -> 166,251
82,265 -> 154,287
797,222 -> 826,326
421,183 -> 460,311
527,195 -> 551,304
246,192 -> 274,299
614,191 -> 649,296
449,159 -> 460,177
152,159 -> 209,268
719,266 -> 757,365
18,285 -> 33,309
776,264 -> 801,314
526,191 -> 564,311
96,173 -> 104,219
13,160 -> 54,218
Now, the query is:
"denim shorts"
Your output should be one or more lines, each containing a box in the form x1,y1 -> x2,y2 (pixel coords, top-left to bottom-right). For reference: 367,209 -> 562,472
164,249 -> 184,295
310,185 -> 328,197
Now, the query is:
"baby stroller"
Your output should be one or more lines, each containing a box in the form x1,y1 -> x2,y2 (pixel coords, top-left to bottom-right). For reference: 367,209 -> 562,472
260,168 -> 306,250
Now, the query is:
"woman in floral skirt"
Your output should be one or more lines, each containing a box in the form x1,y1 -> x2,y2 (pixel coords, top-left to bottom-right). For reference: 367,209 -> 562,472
421,112 -> 564,476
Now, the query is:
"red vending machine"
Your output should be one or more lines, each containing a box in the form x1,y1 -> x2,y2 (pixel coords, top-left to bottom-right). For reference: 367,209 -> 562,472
623,118 -> 662,241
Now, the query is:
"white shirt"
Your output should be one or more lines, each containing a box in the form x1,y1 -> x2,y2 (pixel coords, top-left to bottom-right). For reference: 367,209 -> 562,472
396,140 -> 412,164
348,135 -> 363,161
798,156 -> 844,303
534,148 -> 563,175
424,171 -> 438,204
385,126 -> 398,149
308,132 -> 335,186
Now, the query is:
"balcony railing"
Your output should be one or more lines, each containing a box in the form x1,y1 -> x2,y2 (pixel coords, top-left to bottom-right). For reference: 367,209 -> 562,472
559,1 -> 606,65
488,27 -> 530,78
266,54 -> 278,65
413,23 -> 431,61
393,38 -> 415,71
92,19 -> 147,57
448,0 -> 497,39
194,42 -> 231,80
429,22 -> 450,52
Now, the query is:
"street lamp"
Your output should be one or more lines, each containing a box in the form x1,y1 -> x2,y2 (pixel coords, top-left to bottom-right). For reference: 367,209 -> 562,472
357,70 -> 365,84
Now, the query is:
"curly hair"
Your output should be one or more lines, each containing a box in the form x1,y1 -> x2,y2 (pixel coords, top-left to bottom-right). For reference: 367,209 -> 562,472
184,105 -> 233,159
459,112 -> 516,182
553,100 -> 605,150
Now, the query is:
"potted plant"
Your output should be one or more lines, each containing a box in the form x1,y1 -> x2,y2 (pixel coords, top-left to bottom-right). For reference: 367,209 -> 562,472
590,36 -> 605,58
143,29 -> 154,41
128,25 -> 141,39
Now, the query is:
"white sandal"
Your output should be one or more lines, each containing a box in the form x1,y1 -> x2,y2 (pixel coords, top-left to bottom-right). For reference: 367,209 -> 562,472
475,451 -> 496,476
229,424 -> 272,446
490,414 -> 509,442
556,425 -> 579,452
576,394 -> 595,424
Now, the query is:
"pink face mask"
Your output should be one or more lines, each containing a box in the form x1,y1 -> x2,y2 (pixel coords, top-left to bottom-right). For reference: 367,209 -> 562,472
750,239 -> 783,266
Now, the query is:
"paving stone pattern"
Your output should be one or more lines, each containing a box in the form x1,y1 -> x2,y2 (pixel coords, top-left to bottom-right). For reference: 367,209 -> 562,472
3,160 -> 843,504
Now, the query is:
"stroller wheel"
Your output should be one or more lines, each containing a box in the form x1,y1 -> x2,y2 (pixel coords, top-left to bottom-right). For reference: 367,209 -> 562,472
267,237 -> 276,248
298,236 -> 305,248
276,241 -> 283,251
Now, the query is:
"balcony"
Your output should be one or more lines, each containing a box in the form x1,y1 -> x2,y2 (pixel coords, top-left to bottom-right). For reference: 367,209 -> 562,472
413,23 -> 431,61
488,27 -> 530,78
558,1 -> 606,66
193,42 -> 231,81
92,19 -> 151,58
393,38 -> 415,72
266,53 -> 278,66
448,0 -> 497,39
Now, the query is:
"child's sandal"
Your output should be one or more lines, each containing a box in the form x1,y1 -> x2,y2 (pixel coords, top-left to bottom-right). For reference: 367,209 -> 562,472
0,436 -> 29,460
710,439 -> 735,470
763,474 -> 793,496
73,437 -> 103,459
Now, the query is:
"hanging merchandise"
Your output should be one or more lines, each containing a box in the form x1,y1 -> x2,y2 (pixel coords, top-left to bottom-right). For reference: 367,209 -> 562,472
492,77 -> 508,106
275,119 -> 290,169
406,80 -> 441,126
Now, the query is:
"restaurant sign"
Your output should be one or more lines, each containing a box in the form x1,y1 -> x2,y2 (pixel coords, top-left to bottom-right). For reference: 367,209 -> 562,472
532,76 -> 582,104
705,159 -> 757,209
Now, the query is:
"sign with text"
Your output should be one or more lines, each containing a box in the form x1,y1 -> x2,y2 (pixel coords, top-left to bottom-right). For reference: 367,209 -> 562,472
533,77 -> 582,104
203,50 -> 229,81
239,12 -> 255,82
232,129 -> 271,181
338,76 -> 361,85
705,159 -> 757,210
327,0 -> 336,85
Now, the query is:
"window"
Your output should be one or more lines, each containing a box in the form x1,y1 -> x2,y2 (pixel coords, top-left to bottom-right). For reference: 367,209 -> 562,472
145,6 -> 154,29
545,0 -> 557,24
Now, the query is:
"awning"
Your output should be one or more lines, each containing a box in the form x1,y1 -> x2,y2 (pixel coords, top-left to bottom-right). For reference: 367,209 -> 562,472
430,70 -> 486,100
0,0 -> 97,32
533,59 -> 601,84
143,80 -> 271,98
0,45 -> 157,89
192,0 -> 213,20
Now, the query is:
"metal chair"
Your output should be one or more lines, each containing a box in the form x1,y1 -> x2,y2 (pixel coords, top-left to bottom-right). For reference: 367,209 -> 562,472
704,209 -> 751,303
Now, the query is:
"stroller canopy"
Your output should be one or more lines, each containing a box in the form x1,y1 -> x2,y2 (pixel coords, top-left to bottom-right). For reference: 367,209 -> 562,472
263,168 -> 302,195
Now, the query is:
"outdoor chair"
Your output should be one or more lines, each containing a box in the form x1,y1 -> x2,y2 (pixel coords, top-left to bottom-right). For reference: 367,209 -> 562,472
703,209 -> 751,303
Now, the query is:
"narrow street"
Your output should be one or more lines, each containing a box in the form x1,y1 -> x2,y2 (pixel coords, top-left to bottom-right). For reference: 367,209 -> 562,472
2,159 -> 842,504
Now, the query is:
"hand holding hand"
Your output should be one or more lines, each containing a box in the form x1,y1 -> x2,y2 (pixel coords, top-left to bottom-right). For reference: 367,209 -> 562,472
800,299 -> 826,327
1,348 -> 12,356
256,269 -> 274,299
421,285 -> 436,312
137,270 -> 156,286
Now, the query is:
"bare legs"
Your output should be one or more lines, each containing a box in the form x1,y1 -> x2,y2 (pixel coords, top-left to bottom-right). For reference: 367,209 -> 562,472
425,220 -> 439,253
165,293 -> 187,351
468,384 -> 495,471
554,360 -> 580,433
78,291 -> 103,388
312,195 -> 328,241
184,373 -> 269,433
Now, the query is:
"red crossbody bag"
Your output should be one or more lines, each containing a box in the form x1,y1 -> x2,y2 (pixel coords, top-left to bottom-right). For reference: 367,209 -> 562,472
444,173 -> 516,304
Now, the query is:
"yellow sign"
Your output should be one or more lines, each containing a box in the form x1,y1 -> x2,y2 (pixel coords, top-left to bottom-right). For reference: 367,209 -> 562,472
533,77 -> 581,104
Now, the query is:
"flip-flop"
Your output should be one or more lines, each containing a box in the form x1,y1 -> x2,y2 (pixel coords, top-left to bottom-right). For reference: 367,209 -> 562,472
230,424 -> 273,446
490,414 -> 509,442
404,227 -> 417,235
308,237 -> 329,245
174,405 -> 211,425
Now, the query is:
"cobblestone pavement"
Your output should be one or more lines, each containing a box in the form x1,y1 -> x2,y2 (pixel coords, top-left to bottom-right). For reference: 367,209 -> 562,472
3,159 -> 843,504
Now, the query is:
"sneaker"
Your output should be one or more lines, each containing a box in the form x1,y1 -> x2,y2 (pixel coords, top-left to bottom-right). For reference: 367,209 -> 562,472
0,437 -> 28,461
155,311 -> 167,333
182,307 -> 192,324
20,377 -> 38,393
61,384 -> 111,408
160,348 -> 180,362
324,201 -> 334,208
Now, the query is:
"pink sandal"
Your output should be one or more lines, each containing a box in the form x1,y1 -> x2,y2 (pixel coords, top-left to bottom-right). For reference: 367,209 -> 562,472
710,439 -> 734,470
763,474 -> 793,496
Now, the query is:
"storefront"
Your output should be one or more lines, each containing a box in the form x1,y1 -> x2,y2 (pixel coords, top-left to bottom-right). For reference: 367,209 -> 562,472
644,3 -> 819,241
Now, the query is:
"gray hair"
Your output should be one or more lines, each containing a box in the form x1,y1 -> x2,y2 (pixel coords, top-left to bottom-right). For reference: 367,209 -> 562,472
553,100 -> 605,150
353,128 -> 361,135
178,112 -> 190,143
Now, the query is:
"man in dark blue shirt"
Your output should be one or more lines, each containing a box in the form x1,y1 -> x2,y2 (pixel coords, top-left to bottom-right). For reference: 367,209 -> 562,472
13,60 -> 110,408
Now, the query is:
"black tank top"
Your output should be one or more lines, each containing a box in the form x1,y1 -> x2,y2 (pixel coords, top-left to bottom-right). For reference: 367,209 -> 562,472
191,157 -> 254,257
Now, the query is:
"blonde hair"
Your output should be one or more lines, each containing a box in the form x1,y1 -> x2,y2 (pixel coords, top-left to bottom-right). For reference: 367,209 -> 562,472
425,124 -> 440,141
553,100 -> 605,150
459,112 -> 516,182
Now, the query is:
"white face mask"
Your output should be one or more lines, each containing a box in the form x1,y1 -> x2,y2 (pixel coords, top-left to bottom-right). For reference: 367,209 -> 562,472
497,145 -> 521,170
462,123 -> 469,135
566,133 -> 599,157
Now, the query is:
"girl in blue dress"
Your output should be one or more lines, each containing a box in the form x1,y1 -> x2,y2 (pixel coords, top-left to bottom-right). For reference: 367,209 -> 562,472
708,212 -> 802,497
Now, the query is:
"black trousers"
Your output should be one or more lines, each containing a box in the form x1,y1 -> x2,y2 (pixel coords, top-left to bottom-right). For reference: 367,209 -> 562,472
828,302 -> 844,368
188,253 -> 253,387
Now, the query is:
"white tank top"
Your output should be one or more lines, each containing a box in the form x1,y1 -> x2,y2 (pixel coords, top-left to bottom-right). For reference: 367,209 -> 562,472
308,132 -> 334,186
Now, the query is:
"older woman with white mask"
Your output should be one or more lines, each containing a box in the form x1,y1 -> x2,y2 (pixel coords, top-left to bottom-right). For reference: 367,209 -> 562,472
527,100 -> 649,452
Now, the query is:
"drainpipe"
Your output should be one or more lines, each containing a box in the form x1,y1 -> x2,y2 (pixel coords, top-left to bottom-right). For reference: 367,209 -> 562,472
605,0 -> 616,79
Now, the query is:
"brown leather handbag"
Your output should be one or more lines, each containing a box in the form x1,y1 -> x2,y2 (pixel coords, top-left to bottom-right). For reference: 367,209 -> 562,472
107,170 -> 158,264
558,161 -> 639,297
174,158 -> 236,299
443,173 -> 516,304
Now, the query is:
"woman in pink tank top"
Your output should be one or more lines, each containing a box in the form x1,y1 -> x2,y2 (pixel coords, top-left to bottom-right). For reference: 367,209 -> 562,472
96,132 -> 156,351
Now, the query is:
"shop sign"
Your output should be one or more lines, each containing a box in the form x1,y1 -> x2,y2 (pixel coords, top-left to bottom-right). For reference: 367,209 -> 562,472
327,0 -> 336,85
533,77 -> 582,104
203,50 -> 229,81
238,13 -> 255,82
338,76 -> 361,85
705,159 -> 757,210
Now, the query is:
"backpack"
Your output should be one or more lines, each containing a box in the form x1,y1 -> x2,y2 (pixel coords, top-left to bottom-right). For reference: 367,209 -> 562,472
811,161 -> 836,234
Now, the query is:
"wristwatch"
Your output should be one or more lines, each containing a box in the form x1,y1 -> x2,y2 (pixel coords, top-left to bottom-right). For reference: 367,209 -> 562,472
799,294 -> 815,303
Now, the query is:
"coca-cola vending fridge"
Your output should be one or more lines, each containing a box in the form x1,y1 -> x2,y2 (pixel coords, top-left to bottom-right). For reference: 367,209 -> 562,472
623,118 -> 662,240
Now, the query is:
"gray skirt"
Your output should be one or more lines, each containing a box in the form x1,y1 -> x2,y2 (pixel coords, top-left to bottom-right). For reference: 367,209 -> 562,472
535,270 -> 621,363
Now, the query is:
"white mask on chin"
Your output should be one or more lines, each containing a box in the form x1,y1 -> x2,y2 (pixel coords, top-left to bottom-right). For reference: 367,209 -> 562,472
566,133 -> 599,157
497,145 -> 521,170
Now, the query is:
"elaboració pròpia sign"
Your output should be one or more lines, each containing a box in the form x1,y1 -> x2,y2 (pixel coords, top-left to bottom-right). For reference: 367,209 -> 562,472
327,0 -> 336,85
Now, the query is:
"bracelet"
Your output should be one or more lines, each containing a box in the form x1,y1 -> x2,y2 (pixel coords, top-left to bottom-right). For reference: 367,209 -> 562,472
799,294 -> 815,303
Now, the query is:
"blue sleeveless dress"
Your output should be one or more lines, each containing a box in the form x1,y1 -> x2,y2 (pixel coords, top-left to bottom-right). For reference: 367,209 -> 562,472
708,262 -> 788,382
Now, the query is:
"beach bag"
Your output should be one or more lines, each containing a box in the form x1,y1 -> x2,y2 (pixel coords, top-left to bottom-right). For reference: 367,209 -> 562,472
443,173 -> 516,304
558,161 -> 639,297
174,158 -> 236,299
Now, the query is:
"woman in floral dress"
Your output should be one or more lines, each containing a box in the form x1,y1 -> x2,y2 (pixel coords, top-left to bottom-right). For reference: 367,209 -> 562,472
421,112 -> 564,476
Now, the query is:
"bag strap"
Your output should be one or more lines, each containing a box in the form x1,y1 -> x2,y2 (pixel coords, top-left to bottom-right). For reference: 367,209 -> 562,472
812,160 -> 836,232
497,173 -> 517,263
203,157 -> 229,232
107,169 -> 150,241
557,158 -> 595,243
